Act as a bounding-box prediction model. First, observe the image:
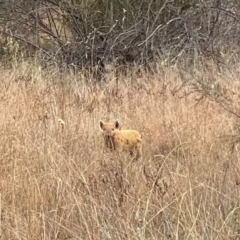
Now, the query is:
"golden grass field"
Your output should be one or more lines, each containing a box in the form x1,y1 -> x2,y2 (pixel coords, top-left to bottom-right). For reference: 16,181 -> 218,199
0,60 -> 240,239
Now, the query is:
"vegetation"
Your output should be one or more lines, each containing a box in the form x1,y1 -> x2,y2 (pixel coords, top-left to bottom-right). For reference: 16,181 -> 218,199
0,60 -> 239,239
1,0 -> 240,70
0,1 -> 240,239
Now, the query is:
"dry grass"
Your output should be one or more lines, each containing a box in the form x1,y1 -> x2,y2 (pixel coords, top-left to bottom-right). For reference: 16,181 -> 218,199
0,60 -> 240,240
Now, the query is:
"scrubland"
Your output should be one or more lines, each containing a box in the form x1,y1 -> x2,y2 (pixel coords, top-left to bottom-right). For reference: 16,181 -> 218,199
0,60 -> 240,239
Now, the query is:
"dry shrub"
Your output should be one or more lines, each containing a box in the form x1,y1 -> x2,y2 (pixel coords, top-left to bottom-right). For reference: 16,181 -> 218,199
0,61 -> 239,239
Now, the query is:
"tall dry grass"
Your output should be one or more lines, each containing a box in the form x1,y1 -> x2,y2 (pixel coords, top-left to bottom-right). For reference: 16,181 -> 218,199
0,60 -> 240,239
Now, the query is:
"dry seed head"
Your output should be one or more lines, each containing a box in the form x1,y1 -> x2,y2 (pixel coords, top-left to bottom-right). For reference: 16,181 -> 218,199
58,118 -> 65,125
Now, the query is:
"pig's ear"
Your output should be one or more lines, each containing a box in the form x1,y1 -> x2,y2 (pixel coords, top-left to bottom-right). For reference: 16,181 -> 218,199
115,119 -> 120,129
100,120 -> 105,130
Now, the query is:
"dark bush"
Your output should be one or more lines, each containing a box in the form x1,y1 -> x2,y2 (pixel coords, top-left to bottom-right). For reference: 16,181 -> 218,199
0,0 -> 240,70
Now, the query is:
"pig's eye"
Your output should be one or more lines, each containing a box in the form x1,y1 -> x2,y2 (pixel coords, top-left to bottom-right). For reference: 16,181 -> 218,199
112,129 -> 114,131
